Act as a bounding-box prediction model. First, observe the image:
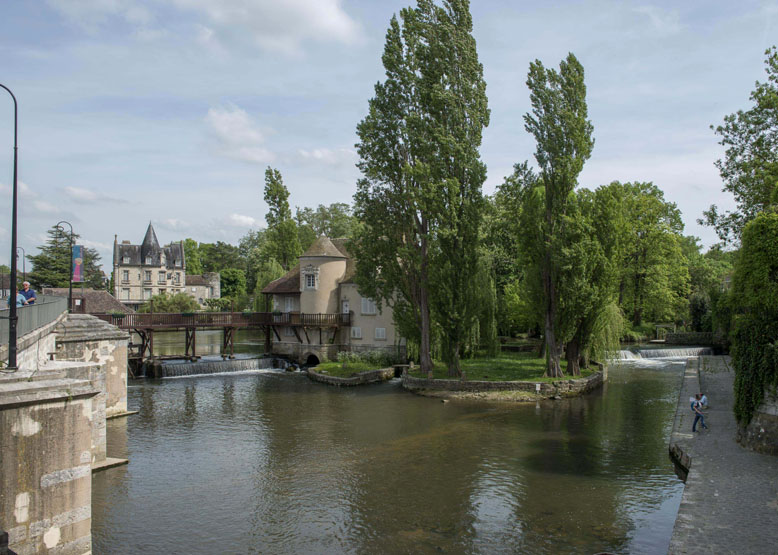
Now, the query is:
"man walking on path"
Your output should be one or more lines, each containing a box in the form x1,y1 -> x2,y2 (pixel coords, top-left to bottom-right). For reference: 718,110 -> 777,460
692,393 -> 708,433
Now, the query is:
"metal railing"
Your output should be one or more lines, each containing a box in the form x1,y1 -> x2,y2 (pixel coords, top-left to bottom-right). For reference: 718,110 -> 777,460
92,311 -> 351,329
0,295 -> 68,346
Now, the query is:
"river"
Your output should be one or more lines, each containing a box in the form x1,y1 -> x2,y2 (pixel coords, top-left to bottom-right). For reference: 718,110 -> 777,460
92,343 -> 686,554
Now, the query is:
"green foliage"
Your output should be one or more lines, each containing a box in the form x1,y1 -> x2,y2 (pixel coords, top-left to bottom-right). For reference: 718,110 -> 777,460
199,241 -> 243,274
336,349 -> 403,368
354,0 -> 488,376
253,258 -> 285,299
238,230 -> 267,294
203,298 -> 232,312
523,52 -> 594,377
732,212 -> 778,424
220,268 -> 247,299
408,351 -> 578,382
296,203 -> 359,246
27,226 -> 103,290
702,46 -> 778,244
263,167 -> 301,270
137,292 -> 200,313
689,291 -> 712,332
183,238 -> 202,274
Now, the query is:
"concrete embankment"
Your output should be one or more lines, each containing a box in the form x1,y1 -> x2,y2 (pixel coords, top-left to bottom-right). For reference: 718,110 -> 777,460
306,367 -> 395,386
668,356 -> 778,554
401,365 -> 605,401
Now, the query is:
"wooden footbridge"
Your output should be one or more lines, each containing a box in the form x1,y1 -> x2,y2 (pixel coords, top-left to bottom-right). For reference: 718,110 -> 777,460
93,311 -> 351,361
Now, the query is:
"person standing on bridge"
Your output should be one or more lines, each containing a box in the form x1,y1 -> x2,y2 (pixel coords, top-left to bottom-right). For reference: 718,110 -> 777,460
692,393 -> 708,433
20,281 -> 36,305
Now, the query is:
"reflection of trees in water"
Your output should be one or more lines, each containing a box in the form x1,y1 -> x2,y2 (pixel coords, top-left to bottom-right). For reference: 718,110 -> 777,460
133,329 -> 265,357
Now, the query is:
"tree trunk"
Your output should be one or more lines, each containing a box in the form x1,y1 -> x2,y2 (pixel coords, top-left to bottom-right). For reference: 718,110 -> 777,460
447,344 -> 461,378
566,334 -> 581,376
419,233 -> 433,378
543,259 -> 563,378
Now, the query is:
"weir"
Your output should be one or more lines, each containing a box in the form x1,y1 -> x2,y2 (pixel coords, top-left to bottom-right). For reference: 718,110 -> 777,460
146,356 -> 290,378
616,347 -> 713,360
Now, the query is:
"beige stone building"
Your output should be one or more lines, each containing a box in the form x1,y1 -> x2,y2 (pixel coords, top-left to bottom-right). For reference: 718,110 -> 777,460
113,223 -> 186,310
262,236 -> 404,364
113,223 -> 221,310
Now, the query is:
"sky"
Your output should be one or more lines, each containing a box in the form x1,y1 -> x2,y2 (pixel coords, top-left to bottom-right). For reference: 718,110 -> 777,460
0,0 -> 776,272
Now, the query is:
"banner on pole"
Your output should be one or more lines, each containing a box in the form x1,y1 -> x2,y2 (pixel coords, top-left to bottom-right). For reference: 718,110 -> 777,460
72,245 -> 84,283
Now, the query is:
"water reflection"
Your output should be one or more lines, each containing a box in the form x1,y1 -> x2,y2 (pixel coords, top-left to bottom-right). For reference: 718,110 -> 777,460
93,361 -> 684,554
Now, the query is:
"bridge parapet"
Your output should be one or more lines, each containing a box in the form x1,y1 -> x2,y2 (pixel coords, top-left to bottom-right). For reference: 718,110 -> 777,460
93,311 -> 351,329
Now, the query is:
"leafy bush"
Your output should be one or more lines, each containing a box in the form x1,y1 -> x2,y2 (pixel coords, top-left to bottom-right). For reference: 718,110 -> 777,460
336,350 -> 402,367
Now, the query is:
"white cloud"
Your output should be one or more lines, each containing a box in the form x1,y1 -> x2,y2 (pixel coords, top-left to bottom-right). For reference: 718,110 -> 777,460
298,147 -> 357,166
224,213 -> 260,228
634,6 -> 684,37
171,0 -> 362,55
33,200 -> 61,215
80,238 -> 111,251
0,181 -> 35,198
62,186 -> 124,204
158,218 -> 192,232
46,0 -> 154,31
205,105 -> 275,164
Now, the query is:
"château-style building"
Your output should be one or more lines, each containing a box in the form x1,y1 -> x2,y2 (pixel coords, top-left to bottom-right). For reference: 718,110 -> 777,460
261,236 -> 404,365
113,223 -> 220,310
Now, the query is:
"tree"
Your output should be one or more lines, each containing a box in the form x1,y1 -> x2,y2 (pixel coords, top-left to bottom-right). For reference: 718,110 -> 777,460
263,167 -> 301,270
353,5 -> 436,376
138,292 -> 200,313
296,203 -> 359,243
238,230 -> 267,294
183,238 -> 202,274
605,182 -> 689,326
199,241 -> 243,274
731,211 -> 778,425
701,46 -> 778,244
27,225 -> 103,290
424,0 -> 490,377
220,268 -> 247,299
523,53 -> 594,377
353,0 -> 488,377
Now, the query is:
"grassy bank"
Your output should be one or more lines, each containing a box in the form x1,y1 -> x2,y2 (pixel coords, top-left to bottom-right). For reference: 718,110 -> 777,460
314,361 -> 381,378
409,352 -> 595,382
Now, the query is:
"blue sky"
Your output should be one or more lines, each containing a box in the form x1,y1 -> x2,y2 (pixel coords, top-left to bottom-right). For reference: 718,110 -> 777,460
0,0 -> 775,271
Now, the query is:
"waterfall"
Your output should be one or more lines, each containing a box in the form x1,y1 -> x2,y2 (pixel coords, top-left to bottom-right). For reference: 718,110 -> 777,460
638,347 -> 712,359
156,357 -> 288,378
618,350 -> 641,359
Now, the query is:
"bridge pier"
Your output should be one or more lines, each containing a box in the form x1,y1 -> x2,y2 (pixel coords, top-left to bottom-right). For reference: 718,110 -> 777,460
222,327 -> 235,359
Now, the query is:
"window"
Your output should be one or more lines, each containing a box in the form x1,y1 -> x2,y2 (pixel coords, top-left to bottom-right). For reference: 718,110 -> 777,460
175,259 -> 181,267
375,327 -> 386,340
121,288 -> 130,300
285,297 -> 294,313
174,272 -> 181,285
208,286 -> 214,296
361,298 -> 377,315
144,270 -> 152,282
121,270 -> 129,282
122,256 -> 130,264
285,326 -> 295,337
305,273 -> 316,289
145,256 -> 152,265
143,288 -> 152,300
351,327 -> 362,339
158,271 -> 166,284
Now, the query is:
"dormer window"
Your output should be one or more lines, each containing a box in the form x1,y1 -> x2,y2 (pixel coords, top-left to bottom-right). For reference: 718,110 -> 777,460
122,256 -> 130,264
145,256 -> 152,265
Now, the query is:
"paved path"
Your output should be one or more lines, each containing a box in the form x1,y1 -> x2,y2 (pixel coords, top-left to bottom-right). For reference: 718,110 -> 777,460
669,356 -> 778,554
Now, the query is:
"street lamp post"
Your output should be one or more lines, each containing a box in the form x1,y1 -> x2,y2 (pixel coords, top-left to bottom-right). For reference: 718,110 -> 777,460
1,83 -> 19,370
16,246 -> 25,283
56,221 -> 74,313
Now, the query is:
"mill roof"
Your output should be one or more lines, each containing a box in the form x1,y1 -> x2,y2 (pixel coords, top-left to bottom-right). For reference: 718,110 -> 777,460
301,236 -> 347,258
261,264 -> 301,295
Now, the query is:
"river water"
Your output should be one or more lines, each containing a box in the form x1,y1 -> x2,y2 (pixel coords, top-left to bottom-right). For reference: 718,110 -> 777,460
92,346 -> 686,554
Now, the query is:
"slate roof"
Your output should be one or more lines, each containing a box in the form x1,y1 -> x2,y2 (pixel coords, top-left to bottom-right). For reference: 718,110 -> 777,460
42,288 -> 135,314
114,223 -> 184,268
186,275 -> 208,286
301,236 -> 347,258
262,264 -> 301,295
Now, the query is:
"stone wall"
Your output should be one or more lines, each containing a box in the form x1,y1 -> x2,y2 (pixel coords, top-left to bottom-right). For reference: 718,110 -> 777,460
737,387 -> 778,456
665,332 -> 719,346
0,312 -> 67,372
0,368 -> 98,555
54,314 -> 130,418
307,367 -> 395,386
402,367 -> 605,398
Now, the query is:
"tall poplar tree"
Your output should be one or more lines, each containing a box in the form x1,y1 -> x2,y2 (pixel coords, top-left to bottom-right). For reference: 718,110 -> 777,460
263,167 -> 301,270
523,53 -> 594,378
353,5 -> 436,375
424,0 -> 490,377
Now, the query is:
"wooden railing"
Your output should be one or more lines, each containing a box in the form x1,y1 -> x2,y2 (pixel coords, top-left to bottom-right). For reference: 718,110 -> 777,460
92,311 -> 351,329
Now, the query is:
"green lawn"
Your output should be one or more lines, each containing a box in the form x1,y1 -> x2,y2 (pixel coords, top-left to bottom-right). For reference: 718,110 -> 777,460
409,352 -> 594,382
314,361 -> 382,378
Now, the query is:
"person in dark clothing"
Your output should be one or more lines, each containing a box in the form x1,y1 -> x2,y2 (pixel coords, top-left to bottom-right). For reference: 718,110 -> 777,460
20,281 -> 36,304
692,393 -> 708,432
